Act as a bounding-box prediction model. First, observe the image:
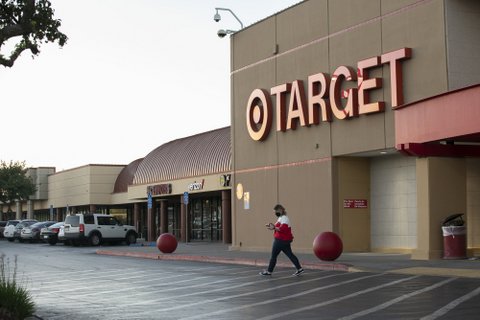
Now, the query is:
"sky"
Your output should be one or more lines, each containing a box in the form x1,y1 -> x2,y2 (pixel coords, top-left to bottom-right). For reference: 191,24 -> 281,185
1,0 -> 301,171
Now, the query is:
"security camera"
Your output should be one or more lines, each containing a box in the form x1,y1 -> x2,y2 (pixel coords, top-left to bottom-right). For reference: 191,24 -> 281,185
217,29 -> 227,38
214,13 -> 221,22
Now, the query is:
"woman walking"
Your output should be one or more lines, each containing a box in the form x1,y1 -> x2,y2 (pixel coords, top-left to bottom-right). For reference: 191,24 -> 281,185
260,204 -> 304,276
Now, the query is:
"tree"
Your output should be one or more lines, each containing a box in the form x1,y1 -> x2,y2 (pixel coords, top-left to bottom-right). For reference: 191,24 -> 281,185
0,161 -> 36,212
0,0 -> 67,68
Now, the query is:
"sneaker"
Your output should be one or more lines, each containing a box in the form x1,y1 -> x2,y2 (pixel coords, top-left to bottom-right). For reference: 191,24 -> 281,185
259,270 -> 272,276
293,268 -> 305,276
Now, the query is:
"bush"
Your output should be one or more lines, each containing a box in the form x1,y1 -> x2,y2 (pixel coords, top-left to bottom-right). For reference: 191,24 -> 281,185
0,254 -> 35,320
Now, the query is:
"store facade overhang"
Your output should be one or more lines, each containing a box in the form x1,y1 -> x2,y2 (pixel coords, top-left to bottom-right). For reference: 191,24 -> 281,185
395,84 -> 480,157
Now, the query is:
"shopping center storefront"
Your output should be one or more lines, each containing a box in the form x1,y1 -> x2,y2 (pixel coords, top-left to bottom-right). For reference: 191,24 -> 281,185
230,0 -> 480,259
114,126 -> 232,243
2,127 -> 232,244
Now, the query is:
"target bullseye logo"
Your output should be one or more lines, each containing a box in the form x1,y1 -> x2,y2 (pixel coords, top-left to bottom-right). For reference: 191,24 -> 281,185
246,88 -> 272,141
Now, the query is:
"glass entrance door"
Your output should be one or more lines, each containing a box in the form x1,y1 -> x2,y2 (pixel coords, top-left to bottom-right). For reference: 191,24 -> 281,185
167,203 -> 181,239
190,196 -> 222,241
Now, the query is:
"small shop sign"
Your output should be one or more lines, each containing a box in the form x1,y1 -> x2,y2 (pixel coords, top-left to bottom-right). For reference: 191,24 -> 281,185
147,184 -> 172,196
188,179 -> 205,191
343,199 -> 368,209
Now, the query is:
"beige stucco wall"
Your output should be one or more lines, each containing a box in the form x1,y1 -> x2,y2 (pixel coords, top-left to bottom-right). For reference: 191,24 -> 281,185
370,155 -> 417,252
48,165 -> 124,208
111,192 -> 136,205
233,159 -> 334,253
336,158 -> 370,252
27,167 -> 56,200
17,199 -> 50,213
413,157 -> 466,259
445,0 -> 480,90
231,0 -> 451,253
467,158 -> 480,255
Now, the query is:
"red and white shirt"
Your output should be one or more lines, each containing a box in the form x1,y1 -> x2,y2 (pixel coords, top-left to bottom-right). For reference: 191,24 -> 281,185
273,215 -> 294,241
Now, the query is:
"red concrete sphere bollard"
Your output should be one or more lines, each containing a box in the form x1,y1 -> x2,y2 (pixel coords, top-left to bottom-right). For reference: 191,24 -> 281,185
156,233 -> 178,254
313,232 -> 343,261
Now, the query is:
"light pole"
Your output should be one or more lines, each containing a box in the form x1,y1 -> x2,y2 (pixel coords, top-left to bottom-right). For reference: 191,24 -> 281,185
213,7 -> 243,37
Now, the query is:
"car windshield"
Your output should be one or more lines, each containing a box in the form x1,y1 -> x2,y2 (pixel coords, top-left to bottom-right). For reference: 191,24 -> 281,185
43,221 -> 56,227
30,222 -> 45,228
7,221 -> 19,226
49,222 -> 64,228
17,221 -> 36,229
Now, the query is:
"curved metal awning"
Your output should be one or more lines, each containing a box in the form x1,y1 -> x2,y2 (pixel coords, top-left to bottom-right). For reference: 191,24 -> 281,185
133,127 -> 231,185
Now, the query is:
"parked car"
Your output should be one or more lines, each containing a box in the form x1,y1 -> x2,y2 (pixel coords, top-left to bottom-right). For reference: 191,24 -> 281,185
40,222 -> 64,245
3,220 -> 21,242
21,221 -> 56,243
58,224 -> 68,244
0,221 -> 6,238
13,220 -> 38,242
64,213 -> 137,246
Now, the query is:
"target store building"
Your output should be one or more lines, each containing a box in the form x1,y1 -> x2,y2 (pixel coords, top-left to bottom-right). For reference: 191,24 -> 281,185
230,0 -> 480,259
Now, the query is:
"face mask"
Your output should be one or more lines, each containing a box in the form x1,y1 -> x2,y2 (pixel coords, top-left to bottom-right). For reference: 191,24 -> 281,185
275,211 -> 282,217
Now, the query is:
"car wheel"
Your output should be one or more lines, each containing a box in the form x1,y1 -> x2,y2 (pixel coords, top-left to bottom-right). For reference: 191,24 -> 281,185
89,233 -> 101,246
125,232 -> 137,245
7,238 -> 14,242
48,239 -> 58,245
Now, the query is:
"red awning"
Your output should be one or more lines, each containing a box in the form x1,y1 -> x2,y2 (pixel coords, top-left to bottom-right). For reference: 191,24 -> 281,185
395,84 -> 480,157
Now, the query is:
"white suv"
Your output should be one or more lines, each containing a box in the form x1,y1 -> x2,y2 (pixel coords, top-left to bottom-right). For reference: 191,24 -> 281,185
3,220 -> 20,242
63,213 -> 137,246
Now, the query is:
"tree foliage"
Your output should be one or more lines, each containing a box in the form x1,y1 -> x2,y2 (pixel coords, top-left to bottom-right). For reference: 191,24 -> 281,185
0,0 -> 67,68
0,161 -> 36,211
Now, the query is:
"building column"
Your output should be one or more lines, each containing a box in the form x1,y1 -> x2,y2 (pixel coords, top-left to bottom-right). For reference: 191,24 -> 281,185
413,157 -> 466,260
160,200 -> 168,235
56,208 -> 62,222
222,190 -> 232,244
133,203 -> 140,236
27,200 -> 34,219
16,201 -> 21,220
180,196 -> 188,242
89,205 -> 96,213
147,198 -> 156,242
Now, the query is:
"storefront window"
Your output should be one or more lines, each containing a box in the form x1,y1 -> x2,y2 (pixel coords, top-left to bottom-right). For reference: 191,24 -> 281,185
189,196 -> 222,241
167,203 -> 181,239
110,208 -> 128,225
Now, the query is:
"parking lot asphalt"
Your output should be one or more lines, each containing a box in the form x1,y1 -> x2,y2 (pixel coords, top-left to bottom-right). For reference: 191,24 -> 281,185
96,241 -> 480,278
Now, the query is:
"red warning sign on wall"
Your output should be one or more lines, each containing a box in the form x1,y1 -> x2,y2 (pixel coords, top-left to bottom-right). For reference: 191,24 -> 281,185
343,199 -> 368,209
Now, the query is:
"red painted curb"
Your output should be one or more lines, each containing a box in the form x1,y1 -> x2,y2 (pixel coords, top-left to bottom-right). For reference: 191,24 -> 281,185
95,250 -> 351,272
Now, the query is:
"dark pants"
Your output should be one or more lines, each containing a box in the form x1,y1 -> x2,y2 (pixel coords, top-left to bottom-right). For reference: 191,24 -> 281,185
267,238 -> 302,272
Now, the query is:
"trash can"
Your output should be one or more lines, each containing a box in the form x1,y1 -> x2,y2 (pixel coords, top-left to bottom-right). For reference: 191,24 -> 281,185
442,213 -> 466,259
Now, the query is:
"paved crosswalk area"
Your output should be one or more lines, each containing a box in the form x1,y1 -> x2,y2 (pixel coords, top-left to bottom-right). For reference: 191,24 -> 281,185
27,261 -> 480,320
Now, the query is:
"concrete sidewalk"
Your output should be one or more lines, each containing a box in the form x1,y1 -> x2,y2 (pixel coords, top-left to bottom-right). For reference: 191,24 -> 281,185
96,242 -> 480,278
